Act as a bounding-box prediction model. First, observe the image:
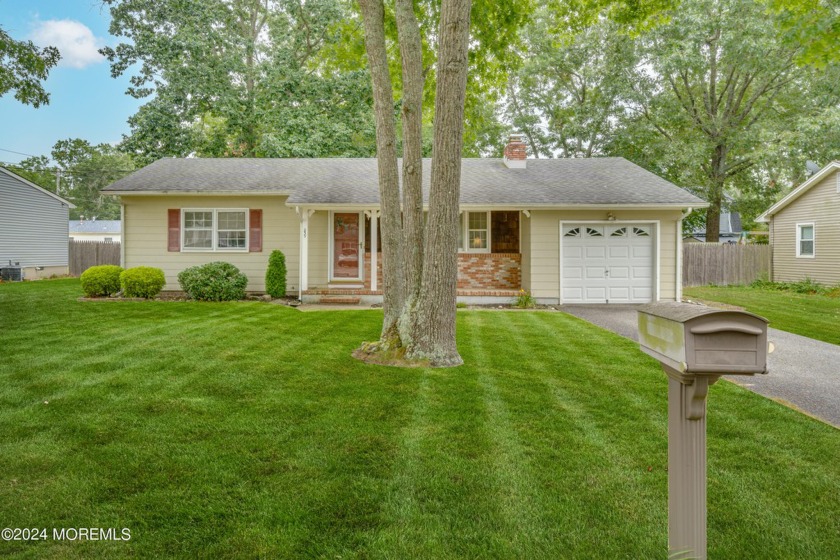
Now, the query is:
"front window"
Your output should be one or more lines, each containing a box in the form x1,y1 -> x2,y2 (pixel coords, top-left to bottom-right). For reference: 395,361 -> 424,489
465,212 -> 489,252
183,209 -> 248,251
797,224 -> 814,257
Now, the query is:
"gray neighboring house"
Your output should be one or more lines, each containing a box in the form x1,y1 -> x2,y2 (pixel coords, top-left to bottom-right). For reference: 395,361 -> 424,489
757,161 -> 840,284
686,211 -> 743,243
69,220 -> 122,243
0,167 -> 74,280
104,136 -> 707,304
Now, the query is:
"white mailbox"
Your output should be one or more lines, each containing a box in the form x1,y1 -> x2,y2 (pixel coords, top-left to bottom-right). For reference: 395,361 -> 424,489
638,302 -> 769,377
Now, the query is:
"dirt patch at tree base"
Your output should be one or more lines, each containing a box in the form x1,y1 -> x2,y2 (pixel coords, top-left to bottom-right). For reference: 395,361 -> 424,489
351,345 -> 431,368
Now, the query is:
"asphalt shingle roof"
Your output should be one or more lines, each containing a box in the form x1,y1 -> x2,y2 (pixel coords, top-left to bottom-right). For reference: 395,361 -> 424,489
103,157 -> 706,207
69,220 -> 121,234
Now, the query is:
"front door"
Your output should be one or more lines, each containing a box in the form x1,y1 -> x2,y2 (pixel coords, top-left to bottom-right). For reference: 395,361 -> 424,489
332,212 -> 363,281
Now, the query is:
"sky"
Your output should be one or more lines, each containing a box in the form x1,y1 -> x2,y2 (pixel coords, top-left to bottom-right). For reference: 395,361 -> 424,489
0,0 -> 143,166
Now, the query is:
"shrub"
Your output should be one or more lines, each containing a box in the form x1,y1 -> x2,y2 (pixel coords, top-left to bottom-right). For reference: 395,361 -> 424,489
749,277 -> 828,295
787,278 -> 826,295
178,262 -> 248,301
80,265 -> 124,297
120,266 -> 166,299
265,250 -> 287,298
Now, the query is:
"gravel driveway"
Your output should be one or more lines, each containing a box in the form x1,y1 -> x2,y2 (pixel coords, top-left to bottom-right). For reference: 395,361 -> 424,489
560,304 -> 840,428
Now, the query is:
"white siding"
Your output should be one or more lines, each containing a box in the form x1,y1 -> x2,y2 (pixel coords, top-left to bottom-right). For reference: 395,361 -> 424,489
527,209 -> 682,303
0,171 -> 70,268
122,195 -> 299,293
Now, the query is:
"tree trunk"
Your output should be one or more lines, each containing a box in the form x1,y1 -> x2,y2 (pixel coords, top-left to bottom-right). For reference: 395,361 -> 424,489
395,0 -> 425,306
705,144 -> 727,243
358,0 -> 405,342
403,0 -> 472,367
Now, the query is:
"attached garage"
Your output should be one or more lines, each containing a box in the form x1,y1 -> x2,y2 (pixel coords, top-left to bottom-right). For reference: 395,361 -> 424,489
561,222 -> 657,304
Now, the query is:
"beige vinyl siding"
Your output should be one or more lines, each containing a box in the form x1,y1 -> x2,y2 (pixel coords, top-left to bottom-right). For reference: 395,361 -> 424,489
122,195 -> 298,293
307,211 -> 329,287
520,210 -> 532,291
528,209 -> 682,302
771,170 -> 840,284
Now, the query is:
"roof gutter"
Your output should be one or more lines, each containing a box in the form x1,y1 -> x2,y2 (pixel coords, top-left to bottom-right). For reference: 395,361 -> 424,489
286,203 -> 709,211
103,190 -> 294,197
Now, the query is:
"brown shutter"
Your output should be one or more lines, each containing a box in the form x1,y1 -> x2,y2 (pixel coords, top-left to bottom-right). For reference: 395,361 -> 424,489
249,209 -> 263,252
168,209 -> 180,252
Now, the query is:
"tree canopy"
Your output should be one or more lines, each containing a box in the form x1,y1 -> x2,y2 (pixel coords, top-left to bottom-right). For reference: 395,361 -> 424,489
102,0 -> 377,162
10,139 -> 134,220
0,26 -> 60,107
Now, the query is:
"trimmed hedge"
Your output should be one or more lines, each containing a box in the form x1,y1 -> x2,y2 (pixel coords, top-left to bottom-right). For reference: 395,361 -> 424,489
120,267 -> 166,299
80,265 -> 124,297
177,262 -> 248,301
265,250 -> 287,298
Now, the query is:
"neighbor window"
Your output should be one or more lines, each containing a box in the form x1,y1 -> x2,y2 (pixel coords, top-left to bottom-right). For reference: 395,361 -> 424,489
796,223 -> 814,257
183,209 -> 248,251
462,211 -> 490,252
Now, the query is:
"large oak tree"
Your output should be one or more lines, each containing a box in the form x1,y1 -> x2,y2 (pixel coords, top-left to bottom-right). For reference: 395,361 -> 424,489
357,0 -> 471,367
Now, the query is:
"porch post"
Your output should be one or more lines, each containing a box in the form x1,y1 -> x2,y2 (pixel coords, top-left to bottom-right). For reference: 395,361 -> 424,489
370,210 -> 379,291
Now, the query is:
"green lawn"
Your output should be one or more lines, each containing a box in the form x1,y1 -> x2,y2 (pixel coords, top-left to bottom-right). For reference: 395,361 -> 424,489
684,285 -> 840,345
1,280 -> 838,559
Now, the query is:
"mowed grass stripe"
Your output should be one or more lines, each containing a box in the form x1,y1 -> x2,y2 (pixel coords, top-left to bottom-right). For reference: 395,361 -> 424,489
482,311 -> 666,556
461,312 -> 551,556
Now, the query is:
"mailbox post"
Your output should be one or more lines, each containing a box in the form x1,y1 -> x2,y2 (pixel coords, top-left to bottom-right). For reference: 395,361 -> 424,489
638,302 -> 769,560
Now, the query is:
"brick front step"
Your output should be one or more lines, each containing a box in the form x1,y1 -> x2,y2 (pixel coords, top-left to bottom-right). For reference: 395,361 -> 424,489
318,296 -> 362,305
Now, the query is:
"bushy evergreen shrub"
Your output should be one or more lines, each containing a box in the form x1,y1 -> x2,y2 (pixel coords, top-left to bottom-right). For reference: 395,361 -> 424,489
265,250 -> 287,298
177,262 -> 248,301
80,265 -> 124,297
120,266 -> 166,298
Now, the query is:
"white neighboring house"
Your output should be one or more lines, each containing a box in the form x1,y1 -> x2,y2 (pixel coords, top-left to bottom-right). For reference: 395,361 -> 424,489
69,220 -> 122,243
0,167 -> 74,280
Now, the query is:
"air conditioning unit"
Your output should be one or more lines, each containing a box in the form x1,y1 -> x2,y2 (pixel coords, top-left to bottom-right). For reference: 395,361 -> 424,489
1,263 -> 24,281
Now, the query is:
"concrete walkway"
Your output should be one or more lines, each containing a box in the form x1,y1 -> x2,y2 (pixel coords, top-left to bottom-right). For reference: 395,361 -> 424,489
560,304 -> 840,428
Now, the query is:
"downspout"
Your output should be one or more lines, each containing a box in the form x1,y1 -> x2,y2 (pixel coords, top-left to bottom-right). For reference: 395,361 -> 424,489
120,202 -> 126,268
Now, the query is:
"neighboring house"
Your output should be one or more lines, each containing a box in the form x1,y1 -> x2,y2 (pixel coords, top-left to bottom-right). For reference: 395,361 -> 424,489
0,167 -> 74,280
103,137 -> 706,304
686,211 -> 743,243
757,161 -> 840,285
69,220 -> 122,243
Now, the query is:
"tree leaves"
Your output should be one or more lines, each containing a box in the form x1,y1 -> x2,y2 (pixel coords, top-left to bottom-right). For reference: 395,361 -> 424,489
0,26 -> 61,107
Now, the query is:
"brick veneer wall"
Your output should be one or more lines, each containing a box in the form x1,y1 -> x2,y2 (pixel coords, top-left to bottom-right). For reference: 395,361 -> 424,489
457,253 -> 521,290
360,252 -> 521,291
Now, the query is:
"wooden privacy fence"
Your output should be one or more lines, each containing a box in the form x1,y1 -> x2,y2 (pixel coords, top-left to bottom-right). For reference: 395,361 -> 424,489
682,243 -> 772,287
69,240 -> 121,276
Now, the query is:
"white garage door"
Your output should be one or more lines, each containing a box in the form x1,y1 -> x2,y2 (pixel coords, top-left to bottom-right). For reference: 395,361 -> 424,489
561,224 -> 654,304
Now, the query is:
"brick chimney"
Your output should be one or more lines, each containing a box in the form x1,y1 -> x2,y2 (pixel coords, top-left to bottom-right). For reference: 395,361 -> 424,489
503,134 -> 527,168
